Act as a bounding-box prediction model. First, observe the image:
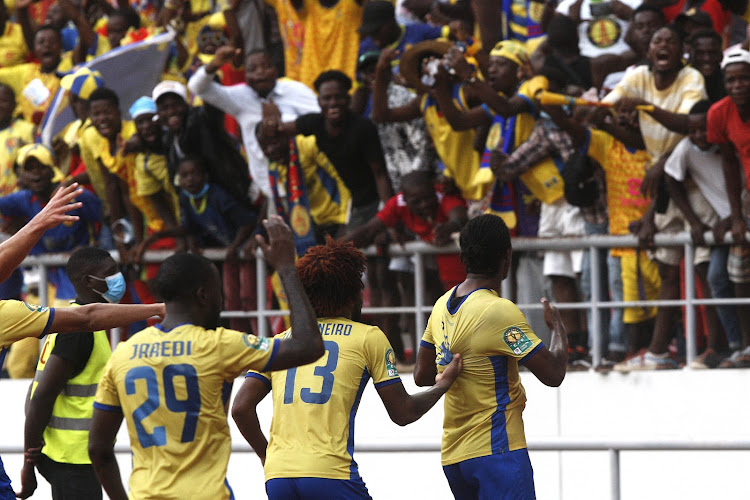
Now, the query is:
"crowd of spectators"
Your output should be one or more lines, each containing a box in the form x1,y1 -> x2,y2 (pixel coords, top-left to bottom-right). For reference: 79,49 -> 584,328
0,0 -> 749,374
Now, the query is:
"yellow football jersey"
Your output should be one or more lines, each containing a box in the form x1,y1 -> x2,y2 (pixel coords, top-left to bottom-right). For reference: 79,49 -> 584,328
249,318 -> 400,482
94,324 -> 280,500
0,299 -> 53,349
422,287 -> 543,466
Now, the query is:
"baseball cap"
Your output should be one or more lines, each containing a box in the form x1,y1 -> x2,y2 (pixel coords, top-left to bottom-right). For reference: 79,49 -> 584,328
358,1 -> 395,35
60,67 -> 105,100
357,50 -> 381,70
152,80 -> 187,103
17,144 -> 64,182
721,48 -> 750,70
129,96 -> 157,119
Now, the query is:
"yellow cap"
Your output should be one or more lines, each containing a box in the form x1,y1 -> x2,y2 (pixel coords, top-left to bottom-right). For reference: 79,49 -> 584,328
60,67 -> 105,100
17,144 -> 64,182
489,40 -> 529,68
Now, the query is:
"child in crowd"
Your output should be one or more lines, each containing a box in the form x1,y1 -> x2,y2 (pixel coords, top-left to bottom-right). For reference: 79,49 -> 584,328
178,156 -> 258,332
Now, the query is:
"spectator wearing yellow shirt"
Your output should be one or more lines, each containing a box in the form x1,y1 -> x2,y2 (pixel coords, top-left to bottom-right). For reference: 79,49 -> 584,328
126,96 -> 182,281
0,83 -> 33,196
78,87 -> 137,257
0,25 -> 73,125
265,0 -> 364,88
0,0 -> 29,68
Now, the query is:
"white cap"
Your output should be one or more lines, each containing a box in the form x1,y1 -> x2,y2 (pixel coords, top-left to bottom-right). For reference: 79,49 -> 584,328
152,80 -> 187,103
721,49 -> 750,70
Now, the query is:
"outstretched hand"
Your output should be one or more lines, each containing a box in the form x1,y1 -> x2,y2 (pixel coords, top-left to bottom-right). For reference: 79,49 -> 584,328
255,215 -> 296,271
30,183 -> 83,233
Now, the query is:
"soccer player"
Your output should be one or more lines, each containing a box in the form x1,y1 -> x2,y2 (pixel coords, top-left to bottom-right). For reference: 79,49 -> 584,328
88,216 -> 325,500
414,214 -> 568,500
19,248 -> 125,500
231,237 -> 463,499
0,183 -> 165,500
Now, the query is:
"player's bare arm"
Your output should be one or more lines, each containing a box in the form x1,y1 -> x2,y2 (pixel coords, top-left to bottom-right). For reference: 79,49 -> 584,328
89,409 -> 128,500
256,215 -> 325,370
377,353 -> 462,426
523,298 -> 568,387
50,302 -> 166,334
232,376 -> 271,465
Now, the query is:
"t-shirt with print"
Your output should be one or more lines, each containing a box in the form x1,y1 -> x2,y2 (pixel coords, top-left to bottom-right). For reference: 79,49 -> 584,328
602,65 -> 706,163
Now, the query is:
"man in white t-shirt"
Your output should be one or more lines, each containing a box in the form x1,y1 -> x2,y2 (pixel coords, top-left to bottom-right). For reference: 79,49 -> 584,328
557,0 -> 642,58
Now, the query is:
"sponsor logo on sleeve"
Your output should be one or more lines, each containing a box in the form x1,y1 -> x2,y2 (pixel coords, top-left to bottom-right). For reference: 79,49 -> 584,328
24,302 -> 48,313
243,334 -> 271,351
503,326 -> 533,355
385,348 -> 398,377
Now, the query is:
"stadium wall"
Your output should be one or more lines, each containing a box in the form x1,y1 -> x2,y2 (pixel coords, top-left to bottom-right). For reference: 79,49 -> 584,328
3,369 -> 749,499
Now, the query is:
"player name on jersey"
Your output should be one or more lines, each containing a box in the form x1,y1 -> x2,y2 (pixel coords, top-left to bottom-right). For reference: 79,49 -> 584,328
128,340 -> 193,359
319,322 -> 353,336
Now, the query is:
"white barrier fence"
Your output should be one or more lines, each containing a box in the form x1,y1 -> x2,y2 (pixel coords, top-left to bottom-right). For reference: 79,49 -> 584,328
19,230 -> 749,368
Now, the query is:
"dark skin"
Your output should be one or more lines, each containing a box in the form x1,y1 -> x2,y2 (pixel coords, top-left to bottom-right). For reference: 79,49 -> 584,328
627,9 -> 665,61
89,217 -> 325,500
156,93 -> 189,134
343,181 -> 468,248
231,256 -> 462,465
263,80 -> 394,204
690,35 -> 722,81
0,86 -> 16,130
17,257 -> 118,499
414,247 -> 568,388
34,28 -> 63,74
615,28 -> 700,136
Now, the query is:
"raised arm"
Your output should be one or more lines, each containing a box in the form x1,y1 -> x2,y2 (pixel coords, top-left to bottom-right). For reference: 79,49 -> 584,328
376,353 -> 462,426
187,46 -> 244,117
432,69 -> 491,131
371,49 -> 422,124
256,215 -> 324,370
522,298 -> 568,387
231,376 -> 271,465
50,302 -> 165,333
0,183 -> 83,284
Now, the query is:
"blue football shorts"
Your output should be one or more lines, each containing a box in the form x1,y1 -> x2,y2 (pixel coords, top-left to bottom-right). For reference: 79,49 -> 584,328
442,448 -> 536,500
266,477 -> 372,500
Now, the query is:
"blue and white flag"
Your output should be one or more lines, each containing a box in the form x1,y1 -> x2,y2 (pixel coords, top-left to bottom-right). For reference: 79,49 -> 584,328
40,31 -> 175,146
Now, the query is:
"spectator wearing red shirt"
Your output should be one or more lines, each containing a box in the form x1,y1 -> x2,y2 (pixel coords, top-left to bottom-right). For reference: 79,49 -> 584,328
709,48 -> 750,366
344,170 -> 468,291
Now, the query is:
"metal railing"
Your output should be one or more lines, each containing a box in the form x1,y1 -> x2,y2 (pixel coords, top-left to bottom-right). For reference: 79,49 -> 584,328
2,438 -> 747,500
19,231 -> 750,368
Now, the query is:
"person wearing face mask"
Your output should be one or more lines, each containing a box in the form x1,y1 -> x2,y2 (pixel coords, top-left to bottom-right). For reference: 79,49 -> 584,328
18,247 -> 125,500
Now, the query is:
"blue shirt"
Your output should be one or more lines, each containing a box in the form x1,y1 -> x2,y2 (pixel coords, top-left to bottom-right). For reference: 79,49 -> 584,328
179,184 -> 257,248
0,189 -> 102,255
0,188 -> 101,300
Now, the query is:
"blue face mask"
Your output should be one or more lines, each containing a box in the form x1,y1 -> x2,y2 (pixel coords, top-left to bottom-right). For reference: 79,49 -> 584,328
184,184 -> 209,199
90,272 -> 126,303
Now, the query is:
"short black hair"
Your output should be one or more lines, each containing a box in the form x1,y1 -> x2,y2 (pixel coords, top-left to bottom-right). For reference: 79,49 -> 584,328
313,70 -> 352,93
0,83 -> 16,102
688,28 -> 722,47
152,252 -> 217,302
632,4 -> 665,23
89,87 -> 120,108
400,170 -> 434,188
690,99 -> 711,115
34,24 -> 62,42
66,247 -> 114,294
109,7 -> 141,29
459,214 -> 511,276
246,47 -> 272,60
178,154 -> 207,172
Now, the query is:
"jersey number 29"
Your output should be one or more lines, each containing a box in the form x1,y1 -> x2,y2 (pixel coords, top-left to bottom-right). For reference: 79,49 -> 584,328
284,340 -> 339,405
125,364 -> 201,448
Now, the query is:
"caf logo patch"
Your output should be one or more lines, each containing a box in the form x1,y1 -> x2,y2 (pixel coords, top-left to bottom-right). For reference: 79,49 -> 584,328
503,326 -> 533,355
